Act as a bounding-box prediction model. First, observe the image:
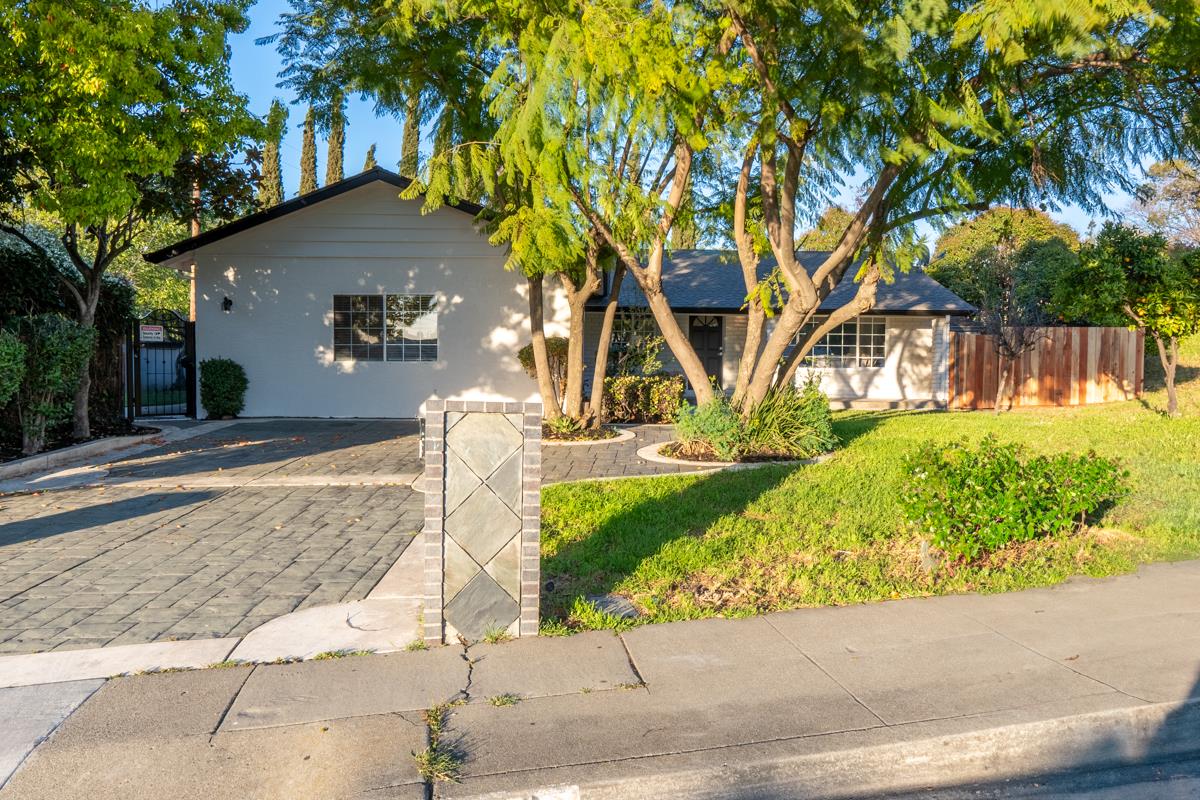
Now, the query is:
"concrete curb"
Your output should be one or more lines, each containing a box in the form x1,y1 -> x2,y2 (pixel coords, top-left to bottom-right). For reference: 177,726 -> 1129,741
635,440 -> 831,469
0,431 -> 165,480
0,639 -> 239,689
542,428 -> 635,447
456,698 -> 1200,800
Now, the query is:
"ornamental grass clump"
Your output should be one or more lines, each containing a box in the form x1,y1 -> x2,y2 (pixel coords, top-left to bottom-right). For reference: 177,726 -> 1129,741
743,376 -> 838,458
900,435 -> 1126,561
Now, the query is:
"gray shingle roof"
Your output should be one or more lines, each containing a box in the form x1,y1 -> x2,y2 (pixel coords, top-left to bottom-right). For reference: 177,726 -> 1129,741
588,249 -> 975,315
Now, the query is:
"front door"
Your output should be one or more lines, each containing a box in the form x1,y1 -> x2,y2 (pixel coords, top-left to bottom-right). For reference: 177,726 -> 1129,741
688,315 -> 724,389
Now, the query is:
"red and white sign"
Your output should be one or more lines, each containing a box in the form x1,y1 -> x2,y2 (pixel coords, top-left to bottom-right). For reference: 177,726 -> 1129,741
139,324 -> 165,343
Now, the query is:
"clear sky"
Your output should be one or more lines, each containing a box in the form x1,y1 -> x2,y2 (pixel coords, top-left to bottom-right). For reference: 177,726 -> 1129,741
230,0 -> 1135,245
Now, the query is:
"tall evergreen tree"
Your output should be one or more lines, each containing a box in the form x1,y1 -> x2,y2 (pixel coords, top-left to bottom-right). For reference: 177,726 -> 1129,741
362,144 -> 378,171
400,94 -> 420,179
298,105 -> 318,195
257,100 -> 288,207
325,99 -> 345,184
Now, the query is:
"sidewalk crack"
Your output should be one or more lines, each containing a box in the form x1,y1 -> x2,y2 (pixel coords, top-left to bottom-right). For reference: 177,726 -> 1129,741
208,664 -> 257,742
763,616 -> 889,728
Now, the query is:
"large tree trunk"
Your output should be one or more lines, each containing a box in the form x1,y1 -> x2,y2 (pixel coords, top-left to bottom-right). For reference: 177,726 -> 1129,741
563,294 -> 589,419
643,286 -> 715,405
587,264 -> 625,426
1155,333 -> 1180,417
527,275 -> 562,420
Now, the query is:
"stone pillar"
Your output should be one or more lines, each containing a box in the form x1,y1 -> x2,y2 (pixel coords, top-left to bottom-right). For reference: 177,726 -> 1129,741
423,400 -> 541,644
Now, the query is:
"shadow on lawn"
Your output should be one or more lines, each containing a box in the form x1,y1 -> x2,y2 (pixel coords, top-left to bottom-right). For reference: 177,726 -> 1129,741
540,463 -> 800,622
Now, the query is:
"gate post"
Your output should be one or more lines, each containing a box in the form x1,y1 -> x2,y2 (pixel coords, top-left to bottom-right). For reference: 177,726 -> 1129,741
422,400 -> 542,645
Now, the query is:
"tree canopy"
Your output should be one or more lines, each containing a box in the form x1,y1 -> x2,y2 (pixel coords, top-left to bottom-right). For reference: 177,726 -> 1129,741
1135,160 -> 1200,248
927,208 -> 1080,309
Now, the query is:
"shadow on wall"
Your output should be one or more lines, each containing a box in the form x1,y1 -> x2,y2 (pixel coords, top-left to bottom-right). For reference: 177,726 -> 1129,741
540,464 -> 799,621
201,254 -> 563,405
0,491 -> 218,549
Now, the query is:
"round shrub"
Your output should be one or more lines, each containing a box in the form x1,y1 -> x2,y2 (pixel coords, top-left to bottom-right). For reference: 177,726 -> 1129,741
674,397 -> 746,461
517,337 -> 569,398
602,374 -> 684,423
900,435 -> 1127,561
199,358 -> 248,418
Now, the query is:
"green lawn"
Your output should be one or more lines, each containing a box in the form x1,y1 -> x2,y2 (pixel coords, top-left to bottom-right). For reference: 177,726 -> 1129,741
539,337 -> 1200,633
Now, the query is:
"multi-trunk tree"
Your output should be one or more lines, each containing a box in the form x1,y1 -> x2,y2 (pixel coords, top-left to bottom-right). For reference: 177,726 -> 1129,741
403,0 -> 1199,415
0,0 -> 259,438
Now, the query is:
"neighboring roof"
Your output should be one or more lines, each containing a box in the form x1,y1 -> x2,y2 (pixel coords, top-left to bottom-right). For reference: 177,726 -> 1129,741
587,249 -> 976,315
144,167 -> 484,264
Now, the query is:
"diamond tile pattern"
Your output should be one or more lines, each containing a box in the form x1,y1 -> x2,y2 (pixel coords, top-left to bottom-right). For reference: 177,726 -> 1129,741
440,412 -> 527,637
446,413 -> 521,480
444,570 -> 521,641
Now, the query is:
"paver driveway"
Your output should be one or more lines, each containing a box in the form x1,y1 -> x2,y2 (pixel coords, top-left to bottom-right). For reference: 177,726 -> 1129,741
0,421 -> 423,655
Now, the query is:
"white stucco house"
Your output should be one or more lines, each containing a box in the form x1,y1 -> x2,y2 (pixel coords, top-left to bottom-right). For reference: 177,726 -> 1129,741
146,168 -> 974,417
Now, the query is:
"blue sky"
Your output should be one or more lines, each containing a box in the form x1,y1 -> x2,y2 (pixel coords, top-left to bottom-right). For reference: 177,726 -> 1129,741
230,0 -> 1132,244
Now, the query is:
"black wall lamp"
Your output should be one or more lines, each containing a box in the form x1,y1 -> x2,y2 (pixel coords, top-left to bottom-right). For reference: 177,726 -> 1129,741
221,296 -> 233,313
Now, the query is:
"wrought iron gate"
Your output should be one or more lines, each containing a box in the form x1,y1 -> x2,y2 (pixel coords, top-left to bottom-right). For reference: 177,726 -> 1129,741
128,309 -> 196,418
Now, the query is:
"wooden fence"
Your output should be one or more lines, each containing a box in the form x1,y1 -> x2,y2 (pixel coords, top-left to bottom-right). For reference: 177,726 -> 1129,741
948,326 -> 1144,410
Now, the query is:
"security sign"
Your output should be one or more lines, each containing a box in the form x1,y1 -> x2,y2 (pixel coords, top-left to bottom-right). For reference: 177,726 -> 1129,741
139,324 -> 165,343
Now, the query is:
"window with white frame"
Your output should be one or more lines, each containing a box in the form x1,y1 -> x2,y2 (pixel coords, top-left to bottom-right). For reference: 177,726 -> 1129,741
792,315 -> 886,368
333,293 -> 438,362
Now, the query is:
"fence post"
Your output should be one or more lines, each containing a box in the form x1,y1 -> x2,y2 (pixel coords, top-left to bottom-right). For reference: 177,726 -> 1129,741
423,400 -> 542,644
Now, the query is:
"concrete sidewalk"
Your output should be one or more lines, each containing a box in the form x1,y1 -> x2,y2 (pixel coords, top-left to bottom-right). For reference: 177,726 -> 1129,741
3,559 -> 1200,799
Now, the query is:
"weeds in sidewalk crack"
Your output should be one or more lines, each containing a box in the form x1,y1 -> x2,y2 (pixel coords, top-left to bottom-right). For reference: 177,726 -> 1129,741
487,693 -> 520,707
312,649 -> 372,660
413,702 -> 463,784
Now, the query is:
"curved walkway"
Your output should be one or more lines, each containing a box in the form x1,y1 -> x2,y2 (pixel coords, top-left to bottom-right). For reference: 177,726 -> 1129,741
542,425 -> 715,484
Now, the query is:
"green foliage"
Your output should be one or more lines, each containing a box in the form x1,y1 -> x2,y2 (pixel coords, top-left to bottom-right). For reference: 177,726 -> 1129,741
602,374 -> 684,423
517,336 -> 569,398
674,398 -> 747,462
325,98 -> 345,185
0,330 -> 26,409
798,207 -> 856,251
743,377 -> 838,459
1056,223 -> 1200,340
1136,160 -> 1200,248
544,415 -> 583,437
299,105 -> 318,195
258,99 -> 288,208
199,358 -> 248,418
15,314 -> 95,454
928,208 -> 1080,310
900,436 -> 1126,561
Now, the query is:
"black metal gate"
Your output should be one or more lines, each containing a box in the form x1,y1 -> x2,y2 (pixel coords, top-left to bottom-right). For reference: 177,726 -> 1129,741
128,309 -> 196,418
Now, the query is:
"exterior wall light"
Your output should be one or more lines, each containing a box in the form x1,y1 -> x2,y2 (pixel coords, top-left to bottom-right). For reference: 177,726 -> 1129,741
221,296 -> 233,313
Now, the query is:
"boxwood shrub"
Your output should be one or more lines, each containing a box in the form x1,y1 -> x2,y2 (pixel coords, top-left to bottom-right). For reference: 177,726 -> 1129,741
603,374 -> 684,423
900,435 -> 1126,561
199,357 -> 248,418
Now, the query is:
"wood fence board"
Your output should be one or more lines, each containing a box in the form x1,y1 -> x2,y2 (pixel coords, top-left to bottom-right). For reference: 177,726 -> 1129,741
947,327 -> 1141,411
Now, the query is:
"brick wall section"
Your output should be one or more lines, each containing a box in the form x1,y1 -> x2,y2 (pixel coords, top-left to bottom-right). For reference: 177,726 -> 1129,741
423,399 -> 542,644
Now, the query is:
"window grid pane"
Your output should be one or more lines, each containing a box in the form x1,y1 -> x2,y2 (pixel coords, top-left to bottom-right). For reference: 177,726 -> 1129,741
333,294 -> 384,362
792,315 -> 887,368
385,294 -> 438,362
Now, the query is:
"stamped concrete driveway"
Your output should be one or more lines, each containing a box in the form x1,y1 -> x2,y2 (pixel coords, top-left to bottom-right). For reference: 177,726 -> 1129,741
0,421 -> 423,656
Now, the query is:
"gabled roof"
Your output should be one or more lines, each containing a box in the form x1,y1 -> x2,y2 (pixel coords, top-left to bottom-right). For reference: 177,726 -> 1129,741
144,167 -> 484,264
587,249 -> 976,315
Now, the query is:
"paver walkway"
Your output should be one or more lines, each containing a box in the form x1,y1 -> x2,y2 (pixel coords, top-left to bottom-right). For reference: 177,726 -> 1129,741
0,421 -> 424,655
542,424 -> 712,484
3,559 -> 1199,799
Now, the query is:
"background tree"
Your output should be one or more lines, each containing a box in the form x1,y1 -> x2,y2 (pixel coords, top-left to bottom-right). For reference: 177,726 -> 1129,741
325,97 -> 346,184
257,100 -> 289,207
299,105 -> 319,194
1053,223 -> 1200,416
0,0 -> 259,438
928,208 -> 1080,309
798,207 -> 856,251
1134,160 -> 1200,248
400,95 -> 420,179
362,144 -> 378,171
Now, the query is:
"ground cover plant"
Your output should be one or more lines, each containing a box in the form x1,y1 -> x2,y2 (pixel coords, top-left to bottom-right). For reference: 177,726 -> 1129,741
540,338 -> 1200,633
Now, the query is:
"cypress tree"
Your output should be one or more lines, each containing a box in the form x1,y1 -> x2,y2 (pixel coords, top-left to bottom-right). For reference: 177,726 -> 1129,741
299,105 -> 318,195
325,101 -> 345,184
362,144 -> 378,171
399,93 -> 420,178
256,99 -> 287,208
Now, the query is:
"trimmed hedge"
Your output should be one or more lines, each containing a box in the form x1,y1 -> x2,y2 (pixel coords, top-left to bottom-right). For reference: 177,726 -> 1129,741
199,358 -> 248,418
15,314 -> 95,454
900,435 -> 1127,561
603,374 -> 684,423
0,330 -> 25,410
